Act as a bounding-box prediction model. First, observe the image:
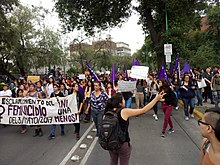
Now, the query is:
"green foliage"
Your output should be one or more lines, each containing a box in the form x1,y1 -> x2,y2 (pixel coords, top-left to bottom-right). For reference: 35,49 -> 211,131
189,42 -> 220,68
0,3 -> 64,79
55,0 -> 132,34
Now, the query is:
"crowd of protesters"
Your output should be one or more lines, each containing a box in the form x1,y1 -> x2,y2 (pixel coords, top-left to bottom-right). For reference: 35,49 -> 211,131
0,65 -> 220,164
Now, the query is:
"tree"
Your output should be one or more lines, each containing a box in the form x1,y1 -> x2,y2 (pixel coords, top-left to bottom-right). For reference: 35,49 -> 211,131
0,0 -> 19,80
0,4 -> 64,79
54,0 -> 218,69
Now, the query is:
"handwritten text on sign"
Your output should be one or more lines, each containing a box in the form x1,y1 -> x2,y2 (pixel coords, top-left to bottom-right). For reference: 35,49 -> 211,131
118,81 -> 137,92
0,94 -> 79,125
130,66 -> 149,80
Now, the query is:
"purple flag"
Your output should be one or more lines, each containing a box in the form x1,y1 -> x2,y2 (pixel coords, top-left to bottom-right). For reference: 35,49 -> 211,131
125,69 -> 128,78
181,61 -> 191,75
132,59 -> 135,66
110,64 -> 115,84
78,85 -> 85,99
135,58 -> 140,66
169,63 -> 174,76
158,64 -> 170,83
86,63 -> 100,82
174,53 -> 180,73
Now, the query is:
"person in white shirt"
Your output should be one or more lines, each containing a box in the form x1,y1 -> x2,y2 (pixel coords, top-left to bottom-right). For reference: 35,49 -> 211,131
0,83 -> 12,97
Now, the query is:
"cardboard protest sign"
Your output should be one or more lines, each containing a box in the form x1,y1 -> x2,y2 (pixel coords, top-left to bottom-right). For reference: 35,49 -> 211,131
27,76 -> 40,83
130,66 -> 149,80
0,94 -> 79,125
118,81 -> 137,92
78,74 -> 86,79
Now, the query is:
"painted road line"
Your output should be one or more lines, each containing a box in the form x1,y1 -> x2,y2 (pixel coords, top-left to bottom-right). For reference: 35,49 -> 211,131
59,122 -> 95,165
79,137 -> 99,165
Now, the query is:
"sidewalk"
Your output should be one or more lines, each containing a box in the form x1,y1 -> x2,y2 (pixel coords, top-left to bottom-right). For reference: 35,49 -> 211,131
178,99 -> 215,119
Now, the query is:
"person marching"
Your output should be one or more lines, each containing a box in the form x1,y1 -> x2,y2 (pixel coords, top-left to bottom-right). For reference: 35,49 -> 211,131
158,79 -> 176,138
85,81 -> 109,136
179,73 -> 196,120
104,91 -> 165,165
72,83 -> 83,140
27,83 -> 43,137
149,77 -> 159,121
48,84 -> 65,140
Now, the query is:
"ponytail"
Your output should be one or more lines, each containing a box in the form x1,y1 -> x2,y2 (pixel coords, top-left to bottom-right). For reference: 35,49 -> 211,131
104,93 -> 123,113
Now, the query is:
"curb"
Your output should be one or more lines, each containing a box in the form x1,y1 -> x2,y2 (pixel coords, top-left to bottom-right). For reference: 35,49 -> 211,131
178,100 -> 204,119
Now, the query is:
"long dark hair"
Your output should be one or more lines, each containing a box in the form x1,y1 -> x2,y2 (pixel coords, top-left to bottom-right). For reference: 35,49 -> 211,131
16,89 -> 23,97
159,79 -> 169,93
105,93 -> 123,113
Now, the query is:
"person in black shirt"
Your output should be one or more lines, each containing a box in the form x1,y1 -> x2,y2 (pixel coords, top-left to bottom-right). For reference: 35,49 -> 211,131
48,84 -> 65,140
158,79 -> 176,138
72,83 -> 83,140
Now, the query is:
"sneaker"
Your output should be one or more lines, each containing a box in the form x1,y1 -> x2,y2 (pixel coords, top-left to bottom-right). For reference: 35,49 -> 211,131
161,132 -> 165,138
48,135 -> 55,140
153,114 -> 156,118
185,116 -> 189,121
190,114 -> 194,118
154,115 -> 158,121
168,129 -> 175,134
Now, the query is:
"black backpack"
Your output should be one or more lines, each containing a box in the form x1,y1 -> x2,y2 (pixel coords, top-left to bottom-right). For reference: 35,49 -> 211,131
99,108 -> 126,151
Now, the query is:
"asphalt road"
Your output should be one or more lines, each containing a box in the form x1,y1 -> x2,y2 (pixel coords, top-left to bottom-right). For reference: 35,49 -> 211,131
0,105 -> 203,165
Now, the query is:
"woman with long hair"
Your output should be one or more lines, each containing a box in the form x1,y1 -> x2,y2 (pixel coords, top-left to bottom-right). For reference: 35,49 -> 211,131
135,79 -> 144,109
171,72 -> 181,110
158,79 -> 176,138
104,91 -> 164,165
179,73 -> 196,121
85,81 -> 109,136
84,80 -> 93,122
149,77 -> 159,120
17,89 -> 27,134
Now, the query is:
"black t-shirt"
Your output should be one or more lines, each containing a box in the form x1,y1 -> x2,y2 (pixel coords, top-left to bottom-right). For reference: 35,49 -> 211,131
50,91 -> 64,98
118,109 -> 130,142
76,91 -> 83,109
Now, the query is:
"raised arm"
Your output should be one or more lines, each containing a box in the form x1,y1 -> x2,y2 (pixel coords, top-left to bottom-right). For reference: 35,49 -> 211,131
121,91 -> 165,120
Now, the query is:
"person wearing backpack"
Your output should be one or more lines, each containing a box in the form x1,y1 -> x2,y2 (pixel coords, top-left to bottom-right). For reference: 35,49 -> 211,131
100,91 -> 165,165
199,108 -> 220,165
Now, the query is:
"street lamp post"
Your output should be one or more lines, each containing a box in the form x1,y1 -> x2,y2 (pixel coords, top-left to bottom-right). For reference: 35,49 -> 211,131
165,1 -> 170,69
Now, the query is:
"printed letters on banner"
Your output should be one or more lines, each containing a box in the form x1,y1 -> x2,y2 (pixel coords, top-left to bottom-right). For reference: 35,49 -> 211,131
0,94 -> 79,125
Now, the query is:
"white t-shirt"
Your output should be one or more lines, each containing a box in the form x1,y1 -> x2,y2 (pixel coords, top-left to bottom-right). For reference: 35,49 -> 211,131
0,90 -> 12,97
46,83 -> 54,96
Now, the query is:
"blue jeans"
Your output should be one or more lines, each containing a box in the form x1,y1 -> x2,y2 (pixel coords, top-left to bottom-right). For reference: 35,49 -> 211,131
50,124 -> 65,136
174,89 -> 180,107
195,88 -> 203,106
125,97 -> 132,108
91,110 -> 104,136
182,97 -> 195,117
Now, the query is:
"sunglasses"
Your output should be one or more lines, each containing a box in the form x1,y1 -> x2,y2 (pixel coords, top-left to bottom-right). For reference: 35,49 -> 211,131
198,119 -> 215,130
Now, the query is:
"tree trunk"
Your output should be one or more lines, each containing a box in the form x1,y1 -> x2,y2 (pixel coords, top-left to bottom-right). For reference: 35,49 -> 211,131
0,67 -> 16,80
145,7 -> 165,71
